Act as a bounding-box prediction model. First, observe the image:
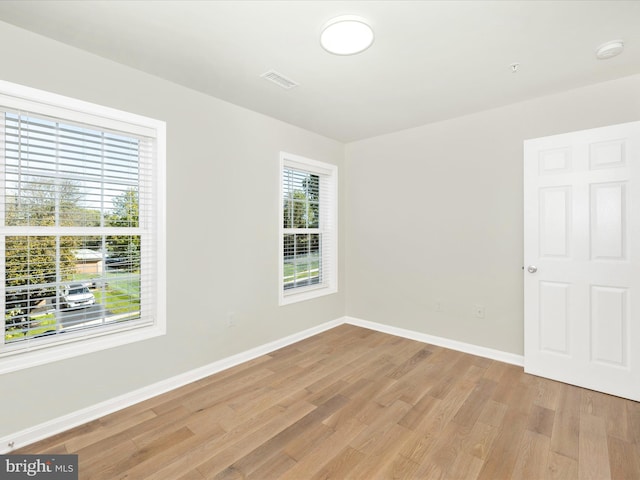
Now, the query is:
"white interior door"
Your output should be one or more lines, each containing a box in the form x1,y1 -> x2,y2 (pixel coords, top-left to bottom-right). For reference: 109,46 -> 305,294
524,121 -> 640,401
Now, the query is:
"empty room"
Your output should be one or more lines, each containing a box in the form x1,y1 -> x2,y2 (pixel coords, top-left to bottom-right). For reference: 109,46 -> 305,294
0,1 -> 639,479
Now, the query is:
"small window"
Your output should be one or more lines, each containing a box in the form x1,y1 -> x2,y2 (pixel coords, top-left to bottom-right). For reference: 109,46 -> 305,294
0,80 -> 166,373
279,152 -> 337,305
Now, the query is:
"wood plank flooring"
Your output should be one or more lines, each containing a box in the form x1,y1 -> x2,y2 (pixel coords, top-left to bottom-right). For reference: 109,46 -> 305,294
16,324 -> 640,479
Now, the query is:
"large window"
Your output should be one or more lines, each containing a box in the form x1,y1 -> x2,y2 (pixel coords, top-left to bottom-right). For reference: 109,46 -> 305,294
279,152 -> 337,305
0,80 -> 165,373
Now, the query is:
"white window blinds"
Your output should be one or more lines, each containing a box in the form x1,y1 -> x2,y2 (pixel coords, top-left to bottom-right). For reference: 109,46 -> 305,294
280,153 -> 337,305
0,81 -> 165,372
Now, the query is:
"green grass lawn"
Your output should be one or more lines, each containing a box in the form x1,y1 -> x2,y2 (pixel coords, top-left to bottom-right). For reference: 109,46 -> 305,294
73,271 -> 140,315
283,261 -> 320,283
105,273 -> 140,297
93,286 -> 140,316
5,312 -> 56,343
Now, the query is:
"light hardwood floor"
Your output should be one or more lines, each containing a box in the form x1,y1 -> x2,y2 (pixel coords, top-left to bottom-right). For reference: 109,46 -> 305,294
17,324 -> 640,479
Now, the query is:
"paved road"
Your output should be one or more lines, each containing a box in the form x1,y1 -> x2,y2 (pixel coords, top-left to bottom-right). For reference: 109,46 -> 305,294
59,303 -> 110,329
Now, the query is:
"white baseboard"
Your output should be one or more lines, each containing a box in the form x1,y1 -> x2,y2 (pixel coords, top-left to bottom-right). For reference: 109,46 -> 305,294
0,317 -> 345,454
345,316 -> 524,367
2,315 -> 523,453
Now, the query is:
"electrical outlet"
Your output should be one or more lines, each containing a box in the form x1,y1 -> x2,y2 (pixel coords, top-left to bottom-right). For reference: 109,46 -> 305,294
435,301 -> 442,312
473,304 -> 485,319
226,312 -> 236,327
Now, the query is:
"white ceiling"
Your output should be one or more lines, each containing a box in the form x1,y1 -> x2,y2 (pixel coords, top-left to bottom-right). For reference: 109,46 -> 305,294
0,1 -> 639,142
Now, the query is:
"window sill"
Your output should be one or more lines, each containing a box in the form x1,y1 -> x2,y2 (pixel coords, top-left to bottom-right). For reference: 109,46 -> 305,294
0,322 -> 165,374
279,284 -> 338,306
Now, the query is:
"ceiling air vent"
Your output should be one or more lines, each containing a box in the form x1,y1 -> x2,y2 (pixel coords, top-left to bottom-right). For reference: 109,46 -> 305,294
260,70 -> 299,90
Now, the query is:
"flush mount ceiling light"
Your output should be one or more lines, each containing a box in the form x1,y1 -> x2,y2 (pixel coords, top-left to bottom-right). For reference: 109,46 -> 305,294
595,40 -> 624,59
320,15 -> 374,55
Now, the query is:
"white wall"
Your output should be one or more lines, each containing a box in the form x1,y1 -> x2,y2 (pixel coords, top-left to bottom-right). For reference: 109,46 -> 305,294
345,74 -> 640,355
0,22 -> 346,437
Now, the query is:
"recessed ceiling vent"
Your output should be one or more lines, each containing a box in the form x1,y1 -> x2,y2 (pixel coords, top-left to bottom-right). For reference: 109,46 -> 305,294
260,70 -> 299,90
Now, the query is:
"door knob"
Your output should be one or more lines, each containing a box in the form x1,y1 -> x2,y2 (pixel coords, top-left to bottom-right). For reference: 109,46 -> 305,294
527,265 -> 538,273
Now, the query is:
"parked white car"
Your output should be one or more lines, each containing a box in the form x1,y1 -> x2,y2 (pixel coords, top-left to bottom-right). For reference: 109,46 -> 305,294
62,283 -> 95,309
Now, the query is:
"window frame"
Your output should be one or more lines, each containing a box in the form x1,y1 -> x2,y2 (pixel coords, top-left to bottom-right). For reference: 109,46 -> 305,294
0,80 -> 166,374
279,152 -> 337,305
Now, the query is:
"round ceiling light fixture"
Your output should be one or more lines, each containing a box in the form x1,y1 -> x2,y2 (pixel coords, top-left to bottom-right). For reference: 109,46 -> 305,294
595,40 -> 624,60
320,15 -> 374,55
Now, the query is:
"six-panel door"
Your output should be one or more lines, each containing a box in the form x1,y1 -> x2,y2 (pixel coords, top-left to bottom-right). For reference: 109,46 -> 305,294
524,121 -> 640,401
